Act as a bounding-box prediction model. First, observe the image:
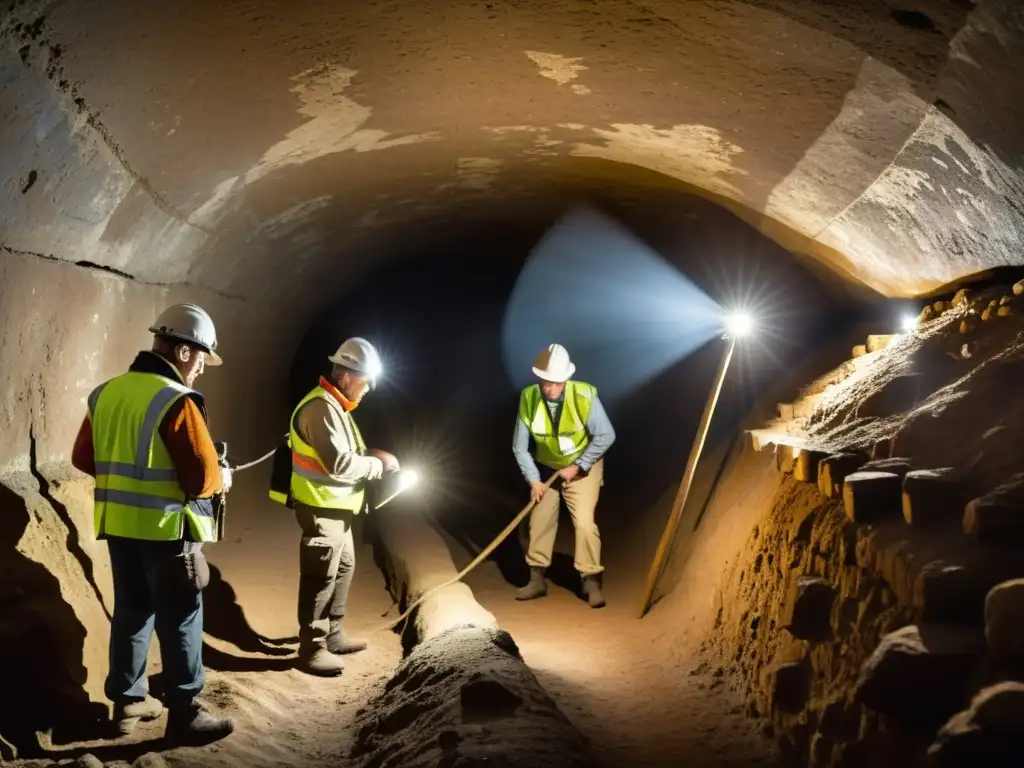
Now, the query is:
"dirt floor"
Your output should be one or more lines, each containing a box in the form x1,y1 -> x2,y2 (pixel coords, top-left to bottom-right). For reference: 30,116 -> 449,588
17,484 -> 777,768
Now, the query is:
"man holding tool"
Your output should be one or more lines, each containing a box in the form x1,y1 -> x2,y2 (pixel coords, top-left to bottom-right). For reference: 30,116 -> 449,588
71,303 -> 235,743
512,343 -> 616,608
273,337 -> 402,677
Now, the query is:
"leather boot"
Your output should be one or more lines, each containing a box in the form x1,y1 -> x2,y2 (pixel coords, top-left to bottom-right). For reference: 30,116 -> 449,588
325,618 -> 368,655
166,702 -> 234,745
113,695 -> 164,735
298,629 -> 344,677
515,567 -> 548,601
582,574 -> 606,608
299,643 -> 345,677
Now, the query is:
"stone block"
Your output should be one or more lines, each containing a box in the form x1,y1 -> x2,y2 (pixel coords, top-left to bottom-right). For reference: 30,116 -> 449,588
852,344 -> 867,358
843,472 -> 901,524
866,334 -> 893,353
855,624 -> 984,729
932,300 -> 949,315
951,289 -> 970,307
793,450 -> 825,484
776,445 -> 797,474
772,661 -> 811,714
928,682 -> 1024,767
793,398 -> 818,419
860,457 -> 912,479
133,754 -> 168,768
916,553 -> 1024,626
1014,280 -> 1024,296
997,305 -> 1012,317
817,453 -> 866,498
782,577 -> 836,642
777,402 -> 794,420
959,317 -> 977,335
985,579 -> 1024,665
870,440 -> 891,460
964,474 -> 1024,546
901,468 -> 969,527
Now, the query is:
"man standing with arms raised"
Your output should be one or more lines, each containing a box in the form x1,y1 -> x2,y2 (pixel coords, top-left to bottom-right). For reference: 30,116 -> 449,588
512,343 -> 616,608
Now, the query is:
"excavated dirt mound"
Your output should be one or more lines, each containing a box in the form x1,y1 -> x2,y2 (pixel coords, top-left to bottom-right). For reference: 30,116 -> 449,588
350,626 -> 593,768
706,283 -> 1024,767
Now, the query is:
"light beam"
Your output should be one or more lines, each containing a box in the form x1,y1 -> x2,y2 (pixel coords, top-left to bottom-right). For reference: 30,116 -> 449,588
502,205 -> 724,401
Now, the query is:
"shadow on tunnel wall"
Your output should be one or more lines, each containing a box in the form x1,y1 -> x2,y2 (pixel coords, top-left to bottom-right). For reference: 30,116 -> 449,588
0,481 -> 106,757
290,188 -> 871,594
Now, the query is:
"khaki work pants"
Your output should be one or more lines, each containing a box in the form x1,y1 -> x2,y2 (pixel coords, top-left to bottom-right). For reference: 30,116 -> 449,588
294,505 -> 356,636
525,459 -> 604,576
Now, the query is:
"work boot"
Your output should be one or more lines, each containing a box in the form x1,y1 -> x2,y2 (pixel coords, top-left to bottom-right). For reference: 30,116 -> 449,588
299,642 -> 345,677
166,702 -> 234,745
113,695 -> 164,735
515,567 -> 548,601
582,575 -> 606,609
325,618 -> 368,655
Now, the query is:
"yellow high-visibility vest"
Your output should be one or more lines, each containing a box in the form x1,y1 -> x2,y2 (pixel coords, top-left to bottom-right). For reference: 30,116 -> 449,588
88,372 -> 216,542
282,386 -> 367,512
518,380 -> 596,470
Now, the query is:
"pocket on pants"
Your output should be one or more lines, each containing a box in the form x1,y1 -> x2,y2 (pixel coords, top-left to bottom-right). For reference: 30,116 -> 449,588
299,537 -> 337,578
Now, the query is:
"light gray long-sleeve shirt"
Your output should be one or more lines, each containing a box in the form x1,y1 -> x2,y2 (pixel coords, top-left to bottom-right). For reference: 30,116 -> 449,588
513,389 -> 616,483
295,396 -> 384,484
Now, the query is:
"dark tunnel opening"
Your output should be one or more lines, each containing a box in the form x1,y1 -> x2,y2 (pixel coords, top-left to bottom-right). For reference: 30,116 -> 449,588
288,189 -> 872,595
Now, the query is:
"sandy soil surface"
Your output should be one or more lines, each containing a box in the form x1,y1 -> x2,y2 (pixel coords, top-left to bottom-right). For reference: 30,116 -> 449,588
453,516 -> 779,768
21,486 -> 776,768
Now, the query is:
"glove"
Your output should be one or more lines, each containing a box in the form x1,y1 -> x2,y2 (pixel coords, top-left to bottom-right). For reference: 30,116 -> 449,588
220,465 -> 233,493
368,448 -> 400,473
182,541 -> 210,591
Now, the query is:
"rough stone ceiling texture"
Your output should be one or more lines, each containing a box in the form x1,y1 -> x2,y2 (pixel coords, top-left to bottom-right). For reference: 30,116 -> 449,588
1,0 -> 1023,316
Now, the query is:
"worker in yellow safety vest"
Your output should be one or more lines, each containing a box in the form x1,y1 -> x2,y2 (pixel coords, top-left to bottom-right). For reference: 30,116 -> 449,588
71,304 -> 234,744
270,337 -> 401,677
512,343 -> 616,608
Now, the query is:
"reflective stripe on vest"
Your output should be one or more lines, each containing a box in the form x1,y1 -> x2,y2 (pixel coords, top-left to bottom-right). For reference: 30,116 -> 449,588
286,386 -> 367,512
88,372 -> 216,542
518,381 -> 596,469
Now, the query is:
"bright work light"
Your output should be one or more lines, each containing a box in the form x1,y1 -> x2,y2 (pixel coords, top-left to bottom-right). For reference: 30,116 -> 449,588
724,311 -> 754,338
375,468 -> 422,510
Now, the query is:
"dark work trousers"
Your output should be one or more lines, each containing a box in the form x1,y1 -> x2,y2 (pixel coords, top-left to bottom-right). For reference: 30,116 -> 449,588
105,536 -> 208,710
295,505 -> 356,639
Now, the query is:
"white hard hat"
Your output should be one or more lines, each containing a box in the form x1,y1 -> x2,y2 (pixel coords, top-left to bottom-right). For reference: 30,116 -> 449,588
532,343 -> 575,383
149,303 -> 222,366
328,337 -> 382,388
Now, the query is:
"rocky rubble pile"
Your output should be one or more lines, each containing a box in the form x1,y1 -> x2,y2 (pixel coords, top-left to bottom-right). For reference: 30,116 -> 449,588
731,281 -> 1024,766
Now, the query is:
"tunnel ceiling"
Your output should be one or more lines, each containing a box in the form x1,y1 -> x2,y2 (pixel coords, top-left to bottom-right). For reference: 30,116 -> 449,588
2,0 -> 1023,318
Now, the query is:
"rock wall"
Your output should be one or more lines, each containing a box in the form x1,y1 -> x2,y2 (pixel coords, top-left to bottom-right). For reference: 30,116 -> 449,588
692,299 -> 1024,767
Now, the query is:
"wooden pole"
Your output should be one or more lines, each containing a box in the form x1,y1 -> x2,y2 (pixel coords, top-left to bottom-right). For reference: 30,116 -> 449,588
636,336 -> 736,619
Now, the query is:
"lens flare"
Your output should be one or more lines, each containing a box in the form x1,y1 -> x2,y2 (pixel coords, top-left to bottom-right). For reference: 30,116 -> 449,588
724,311 -> 754,337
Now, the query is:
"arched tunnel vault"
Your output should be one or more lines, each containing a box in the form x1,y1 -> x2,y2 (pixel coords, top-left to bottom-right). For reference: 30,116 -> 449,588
2,0 -> 1024,764
2,0 -> 1023,316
